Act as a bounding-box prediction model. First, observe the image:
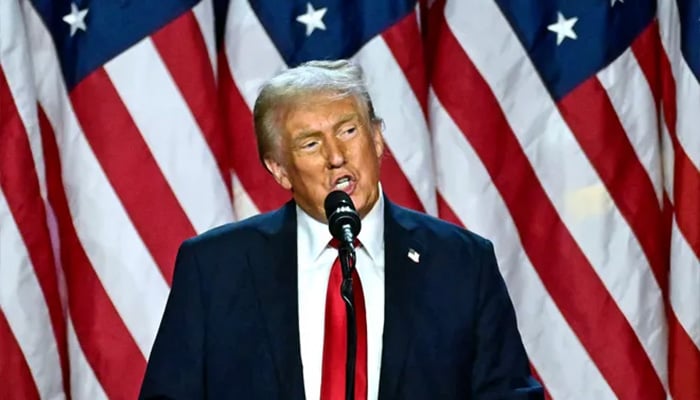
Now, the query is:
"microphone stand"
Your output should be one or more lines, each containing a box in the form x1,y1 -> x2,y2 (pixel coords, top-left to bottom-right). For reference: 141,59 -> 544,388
338,240 -> 357,400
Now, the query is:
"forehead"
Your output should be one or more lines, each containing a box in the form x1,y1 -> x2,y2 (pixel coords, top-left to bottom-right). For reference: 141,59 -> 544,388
280,94 -> 363,134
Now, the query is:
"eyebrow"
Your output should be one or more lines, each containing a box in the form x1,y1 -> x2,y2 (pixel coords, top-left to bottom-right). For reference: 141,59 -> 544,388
293,113 -> 359,142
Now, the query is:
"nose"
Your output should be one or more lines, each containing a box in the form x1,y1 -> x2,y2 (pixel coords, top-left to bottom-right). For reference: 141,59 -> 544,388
324,136 -> 346,168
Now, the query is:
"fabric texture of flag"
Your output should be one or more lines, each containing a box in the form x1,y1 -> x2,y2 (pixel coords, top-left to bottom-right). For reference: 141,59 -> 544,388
0,0 -> 698,399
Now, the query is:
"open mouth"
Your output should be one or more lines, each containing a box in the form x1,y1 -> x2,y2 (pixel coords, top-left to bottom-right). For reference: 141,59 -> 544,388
333,175 -> 353,191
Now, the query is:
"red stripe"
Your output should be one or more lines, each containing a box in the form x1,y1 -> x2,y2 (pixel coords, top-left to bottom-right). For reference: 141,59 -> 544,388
379,147 -> 424,211
379,10 -> 432,212
436,192 -> 463,227
633,25 -> 700,400
151,11 -> 231,199
558,77 -> 669,295
218,54 -> 291,212
669,310 -> 700,400
382,10 -> 428,118
39,107 -> 146,400
0,67 -> 70,395
429,13 -> 665,399
0,311 -> 39,400
640,25 -> 700,261
70,68 -> 197,282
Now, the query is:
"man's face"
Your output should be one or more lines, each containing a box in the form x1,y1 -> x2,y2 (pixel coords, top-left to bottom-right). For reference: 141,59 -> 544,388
264,94 -> 384,222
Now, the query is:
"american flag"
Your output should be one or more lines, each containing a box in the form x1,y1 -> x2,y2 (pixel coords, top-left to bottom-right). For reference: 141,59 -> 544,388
0,0 -> 698,399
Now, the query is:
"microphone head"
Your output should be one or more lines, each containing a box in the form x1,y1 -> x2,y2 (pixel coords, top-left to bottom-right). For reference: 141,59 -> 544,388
324,190 -> 361,240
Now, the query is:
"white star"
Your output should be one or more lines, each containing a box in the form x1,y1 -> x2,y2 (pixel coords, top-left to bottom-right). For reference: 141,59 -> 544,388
296,3 -> 327,37
547,12 -> 578,46
611,0 -> 624,6
62,3 -> 88,37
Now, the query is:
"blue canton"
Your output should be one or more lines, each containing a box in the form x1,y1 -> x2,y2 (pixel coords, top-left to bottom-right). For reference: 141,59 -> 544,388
677,0 -> 700,82
496,0 -> 656,101
31,0 -> 199,90
250,0 -> 415,66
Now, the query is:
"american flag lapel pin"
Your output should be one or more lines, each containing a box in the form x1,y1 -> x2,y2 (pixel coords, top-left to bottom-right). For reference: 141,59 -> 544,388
407,248 -> 420,263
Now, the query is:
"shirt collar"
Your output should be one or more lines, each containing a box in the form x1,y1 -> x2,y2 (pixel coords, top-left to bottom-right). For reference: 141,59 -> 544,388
296,187 -> 385,263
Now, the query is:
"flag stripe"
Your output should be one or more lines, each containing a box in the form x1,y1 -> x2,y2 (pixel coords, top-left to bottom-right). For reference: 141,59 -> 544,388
558,77 -> 669,380
219,56 -> 291,212
151,10 -> 231,198
632,26 -> 700,400
431,15 -> 665,398
0,187 -> 63,400
66,317 -> 108,400
39,107 -> 146,400
429,91 -> 616,398
231,173 -> 261,221
559,75 -> 669,288
597,40 -> 664,206
636,23 -> 700,262
668,219 -> 700,400
28,41 -> 174,358
354,36 -> 436,214
104,37 -> 232,234
381,11 -> 428,118
443,0 -> 668,390
0,66 -> 68,397
191,0 -> 218,82
379,147 -> 424,212
0,310 -> 40,400
376,11 -> 433,212
70,68 -> 196,281
669,310 -> 700,400
223,0 -> 286,110
221,0 -> 292,212
436,192 -> 461,227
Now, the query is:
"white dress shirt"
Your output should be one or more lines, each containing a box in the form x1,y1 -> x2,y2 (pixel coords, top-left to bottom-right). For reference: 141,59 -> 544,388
297,193 -> 385,400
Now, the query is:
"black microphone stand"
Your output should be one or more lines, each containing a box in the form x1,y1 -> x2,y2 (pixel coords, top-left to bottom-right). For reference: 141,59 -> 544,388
338,240 -> 357,400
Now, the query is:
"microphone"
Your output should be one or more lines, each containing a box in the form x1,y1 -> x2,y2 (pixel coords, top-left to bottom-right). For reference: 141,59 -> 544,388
324,190 -> 361,246
324,190 -> 360,400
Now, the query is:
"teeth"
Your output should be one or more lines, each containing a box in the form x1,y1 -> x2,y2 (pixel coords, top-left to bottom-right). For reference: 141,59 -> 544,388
335,177 -> 351,190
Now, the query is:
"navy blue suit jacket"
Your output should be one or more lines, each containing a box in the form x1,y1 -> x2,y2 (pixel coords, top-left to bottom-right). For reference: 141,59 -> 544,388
140,200 -> 543,399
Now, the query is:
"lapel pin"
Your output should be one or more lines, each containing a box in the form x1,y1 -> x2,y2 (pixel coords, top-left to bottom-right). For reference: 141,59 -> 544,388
407,248 -> 420,263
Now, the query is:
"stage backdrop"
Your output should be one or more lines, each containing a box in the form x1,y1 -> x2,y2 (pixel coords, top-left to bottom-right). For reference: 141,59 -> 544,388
1,0 -> 698,399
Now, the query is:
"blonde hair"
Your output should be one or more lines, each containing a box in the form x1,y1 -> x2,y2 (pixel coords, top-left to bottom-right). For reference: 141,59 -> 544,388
253,59 -> 382,166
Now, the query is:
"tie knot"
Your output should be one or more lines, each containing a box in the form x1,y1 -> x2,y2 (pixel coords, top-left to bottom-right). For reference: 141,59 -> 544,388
329,238 -> 360,249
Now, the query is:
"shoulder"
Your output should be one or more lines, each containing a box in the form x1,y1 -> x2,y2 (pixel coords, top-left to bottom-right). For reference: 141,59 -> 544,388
181,203 -> 292,253
388,202 -> 494,255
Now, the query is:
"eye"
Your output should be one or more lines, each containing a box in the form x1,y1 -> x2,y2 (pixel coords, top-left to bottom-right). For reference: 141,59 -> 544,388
340,126 -> 357,138
300,140 -> 319,151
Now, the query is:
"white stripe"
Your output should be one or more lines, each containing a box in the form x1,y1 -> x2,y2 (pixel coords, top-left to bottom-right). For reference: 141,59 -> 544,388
669,219 -> 700,349
659,1 -> 700,353
192,0 -> 217,79
0,0 -> 47,200
224,0 -> 286,110
353,37 -> 437,214
430,92 -> 615,399
658,0 -> 700,171
445,0 -> 668,384
0,189 -> 64,400
660,114 -> 675,198
104,38 -> 233,234
23,2 -> 169,359
67,317 -> 108,400
232,173 -> 260,221
597,48 -> 664,205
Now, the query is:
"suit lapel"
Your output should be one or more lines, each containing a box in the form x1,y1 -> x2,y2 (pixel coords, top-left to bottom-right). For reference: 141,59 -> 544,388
248,202 -> 305,400
378,201 -> 426,400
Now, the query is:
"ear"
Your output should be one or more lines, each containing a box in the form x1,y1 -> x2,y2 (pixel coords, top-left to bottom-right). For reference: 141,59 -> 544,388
264,156 -> 292,190
371,123 -> 385,158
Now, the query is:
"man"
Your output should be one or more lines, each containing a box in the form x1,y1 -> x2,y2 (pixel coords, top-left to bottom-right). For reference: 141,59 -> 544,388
140,60 -> 543,399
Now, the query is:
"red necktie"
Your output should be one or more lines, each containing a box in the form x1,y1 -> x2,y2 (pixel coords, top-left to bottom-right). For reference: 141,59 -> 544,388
320,240 -> 367,400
